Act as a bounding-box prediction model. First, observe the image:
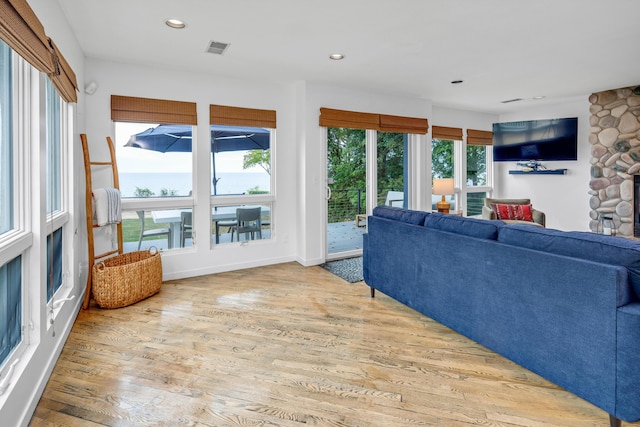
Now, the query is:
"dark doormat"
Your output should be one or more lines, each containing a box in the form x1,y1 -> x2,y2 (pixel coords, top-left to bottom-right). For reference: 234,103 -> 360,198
320,257 -> 363,283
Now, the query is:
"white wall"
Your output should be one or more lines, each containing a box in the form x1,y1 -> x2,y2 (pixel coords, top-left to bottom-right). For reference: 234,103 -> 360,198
497,97 -> 592,231
432,106 -> 498,132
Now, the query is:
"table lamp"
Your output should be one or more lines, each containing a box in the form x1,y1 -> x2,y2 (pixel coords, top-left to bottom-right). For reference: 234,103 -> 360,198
433,178 -> 454,214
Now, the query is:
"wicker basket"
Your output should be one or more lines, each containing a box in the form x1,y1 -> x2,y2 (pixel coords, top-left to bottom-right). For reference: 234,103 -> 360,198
92,248 -> 162,309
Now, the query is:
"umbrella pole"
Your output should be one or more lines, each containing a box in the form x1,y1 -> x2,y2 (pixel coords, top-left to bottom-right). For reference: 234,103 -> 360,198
212,152 -> 218,195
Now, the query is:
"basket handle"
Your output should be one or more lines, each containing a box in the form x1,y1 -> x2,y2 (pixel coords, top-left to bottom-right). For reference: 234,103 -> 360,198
148,246 -> 158,255
96,261 -> 106,271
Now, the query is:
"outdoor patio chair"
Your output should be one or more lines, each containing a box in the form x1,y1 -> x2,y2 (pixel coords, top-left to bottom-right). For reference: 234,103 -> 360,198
215,218 -> 237,244
180,211 -> 193,247
230,207 -> 262,241
136,210 -> 172,250
385,190 -> 404,207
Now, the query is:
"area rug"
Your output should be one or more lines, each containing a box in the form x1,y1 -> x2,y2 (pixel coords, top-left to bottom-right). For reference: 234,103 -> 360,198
320,257 -> 363,283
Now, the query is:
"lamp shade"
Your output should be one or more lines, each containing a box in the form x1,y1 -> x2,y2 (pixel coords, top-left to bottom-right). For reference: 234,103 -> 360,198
433,178 -> 454,195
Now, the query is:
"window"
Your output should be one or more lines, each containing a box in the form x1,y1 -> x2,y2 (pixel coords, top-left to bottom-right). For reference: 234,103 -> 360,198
210,105 -> 276,247
212,204 -> 271,244
466,145 -> 488,216
211,125 -> 271,196
466,129 -> 493,216
115,122 -> 193,198
46,228 -> 62,300
115,122 -> 194,252
327,128 -> 366,221
126,208 -> 186,251
431,126 -> 493,215
111,95 -> 197,252
466,145 -> 487,187
432,138 -> 456,211
45,79 -> 62,214
0,40 -> 12,235
0,40 -> 29,380
45,77 -> 69,303
377,132 -> 406,208
0,256 -> 22,367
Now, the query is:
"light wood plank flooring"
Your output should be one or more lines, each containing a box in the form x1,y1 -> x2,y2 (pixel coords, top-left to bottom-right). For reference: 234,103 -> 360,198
30,262 -> 636,426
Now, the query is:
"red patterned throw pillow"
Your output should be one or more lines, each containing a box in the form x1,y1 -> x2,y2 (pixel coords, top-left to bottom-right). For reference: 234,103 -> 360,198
491,203 -> 534,222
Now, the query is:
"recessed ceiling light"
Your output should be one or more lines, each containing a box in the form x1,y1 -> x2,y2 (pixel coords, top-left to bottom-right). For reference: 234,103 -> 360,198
165,18 -> 186,29
533,96 -> 546,100
451,80 -> 464,84
329,53 -> 345,60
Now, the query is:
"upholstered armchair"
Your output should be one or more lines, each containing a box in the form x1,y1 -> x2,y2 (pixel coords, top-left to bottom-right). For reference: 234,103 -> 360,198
482,198 -> 546,227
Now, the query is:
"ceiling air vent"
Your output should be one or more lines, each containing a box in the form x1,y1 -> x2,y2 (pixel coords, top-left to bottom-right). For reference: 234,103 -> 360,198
206,40 -> 229,55
501,98 -> 523,104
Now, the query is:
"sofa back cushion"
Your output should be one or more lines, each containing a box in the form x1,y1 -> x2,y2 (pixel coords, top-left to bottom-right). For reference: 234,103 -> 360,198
484,197 -> 531,208
372,205 -> 429,226
499,224 -> 640,301
424,213 -> 503,240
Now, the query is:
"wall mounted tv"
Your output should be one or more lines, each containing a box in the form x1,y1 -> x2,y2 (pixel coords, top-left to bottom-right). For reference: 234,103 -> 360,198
492,117 -> 578,162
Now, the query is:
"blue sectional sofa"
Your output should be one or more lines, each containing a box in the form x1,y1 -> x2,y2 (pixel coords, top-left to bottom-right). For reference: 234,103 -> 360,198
363,206 -> 640,427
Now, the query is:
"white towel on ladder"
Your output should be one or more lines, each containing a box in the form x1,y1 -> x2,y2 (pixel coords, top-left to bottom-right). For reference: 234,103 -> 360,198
93,188 -> 122,226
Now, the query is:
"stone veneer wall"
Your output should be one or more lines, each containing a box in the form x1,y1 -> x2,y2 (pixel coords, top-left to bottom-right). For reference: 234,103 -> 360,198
589,85 -> 640,236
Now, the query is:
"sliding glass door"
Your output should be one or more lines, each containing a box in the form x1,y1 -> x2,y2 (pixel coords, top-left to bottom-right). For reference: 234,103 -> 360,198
325,129 -> 407,260
326,128 -> 366,259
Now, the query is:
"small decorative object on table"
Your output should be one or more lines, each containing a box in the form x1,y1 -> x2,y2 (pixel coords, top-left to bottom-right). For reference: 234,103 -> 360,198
433,178 -> 454,214
598,215 -> 617,236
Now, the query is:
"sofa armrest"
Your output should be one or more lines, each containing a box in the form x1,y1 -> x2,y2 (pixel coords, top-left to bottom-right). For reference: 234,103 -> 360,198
532,209 -> 546,227
482,206 -> 497,220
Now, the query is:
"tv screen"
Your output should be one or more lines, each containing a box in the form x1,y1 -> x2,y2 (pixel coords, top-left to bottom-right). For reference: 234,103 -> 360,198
492,117 -> 578,162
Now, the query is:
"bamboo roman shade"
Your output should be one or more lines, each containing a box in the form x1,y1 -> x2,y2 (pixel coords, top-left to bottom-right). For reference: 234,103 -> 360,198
379,114 -> 429,134
467,129 -> 493,146
0,0 -> 78,102
319,108 -> 379,131
48,39 -> 78,103
210,104 -> 276,128
432,126 -> 463,141
111,95 -> 198,125
0,0 -> 54,73
319,108 -> 429,134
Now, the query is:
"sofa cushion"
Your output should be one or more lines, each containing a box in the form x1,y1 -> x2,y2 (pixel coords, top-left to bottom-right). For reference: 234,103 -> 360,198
372,205 -> 429,226
498,224 -> 640,300
492,203 -> 534,222
424,213 -> 503,240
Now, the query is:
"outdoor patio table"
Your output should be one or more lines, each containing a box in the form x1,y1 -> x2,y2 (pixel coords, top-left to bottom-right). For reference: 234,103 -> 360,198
151,206 -> 270,247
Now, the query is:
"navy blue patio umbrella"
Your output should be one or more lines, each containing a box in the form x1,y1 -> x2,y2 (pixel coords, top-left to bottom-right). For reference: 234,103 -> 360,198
125,124 -> 270,195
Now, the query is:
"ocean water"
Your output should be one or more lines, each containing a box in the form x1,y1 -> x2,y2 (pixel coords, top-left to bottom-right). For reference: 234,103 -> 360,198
119,172 -> 270,197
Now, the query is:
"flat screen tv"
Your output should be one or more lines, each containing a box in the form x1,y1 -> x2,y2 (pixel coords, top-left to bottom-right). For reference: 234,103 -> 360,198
492,117 -> 578,162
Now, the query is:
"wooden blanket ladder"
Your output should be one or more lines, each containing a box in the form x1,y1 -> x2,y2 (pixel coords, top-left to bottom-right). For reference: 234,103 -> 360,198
80,134 -> 123,309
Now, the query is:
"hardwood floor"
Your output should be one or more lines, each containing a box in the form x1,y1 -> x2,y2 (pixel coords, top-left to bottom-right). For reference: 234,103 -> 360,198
30,262 -> 635,426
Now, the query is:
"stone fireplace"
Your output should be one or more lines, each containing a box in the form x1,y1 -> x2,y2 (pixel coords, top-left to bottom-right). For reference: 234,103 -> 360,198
588,85 -> 640,237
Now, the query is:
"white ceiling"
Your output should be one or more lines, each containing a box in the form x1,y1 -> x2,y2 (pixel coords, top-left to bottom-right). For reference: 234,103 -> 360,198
57,0 -> 640,114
